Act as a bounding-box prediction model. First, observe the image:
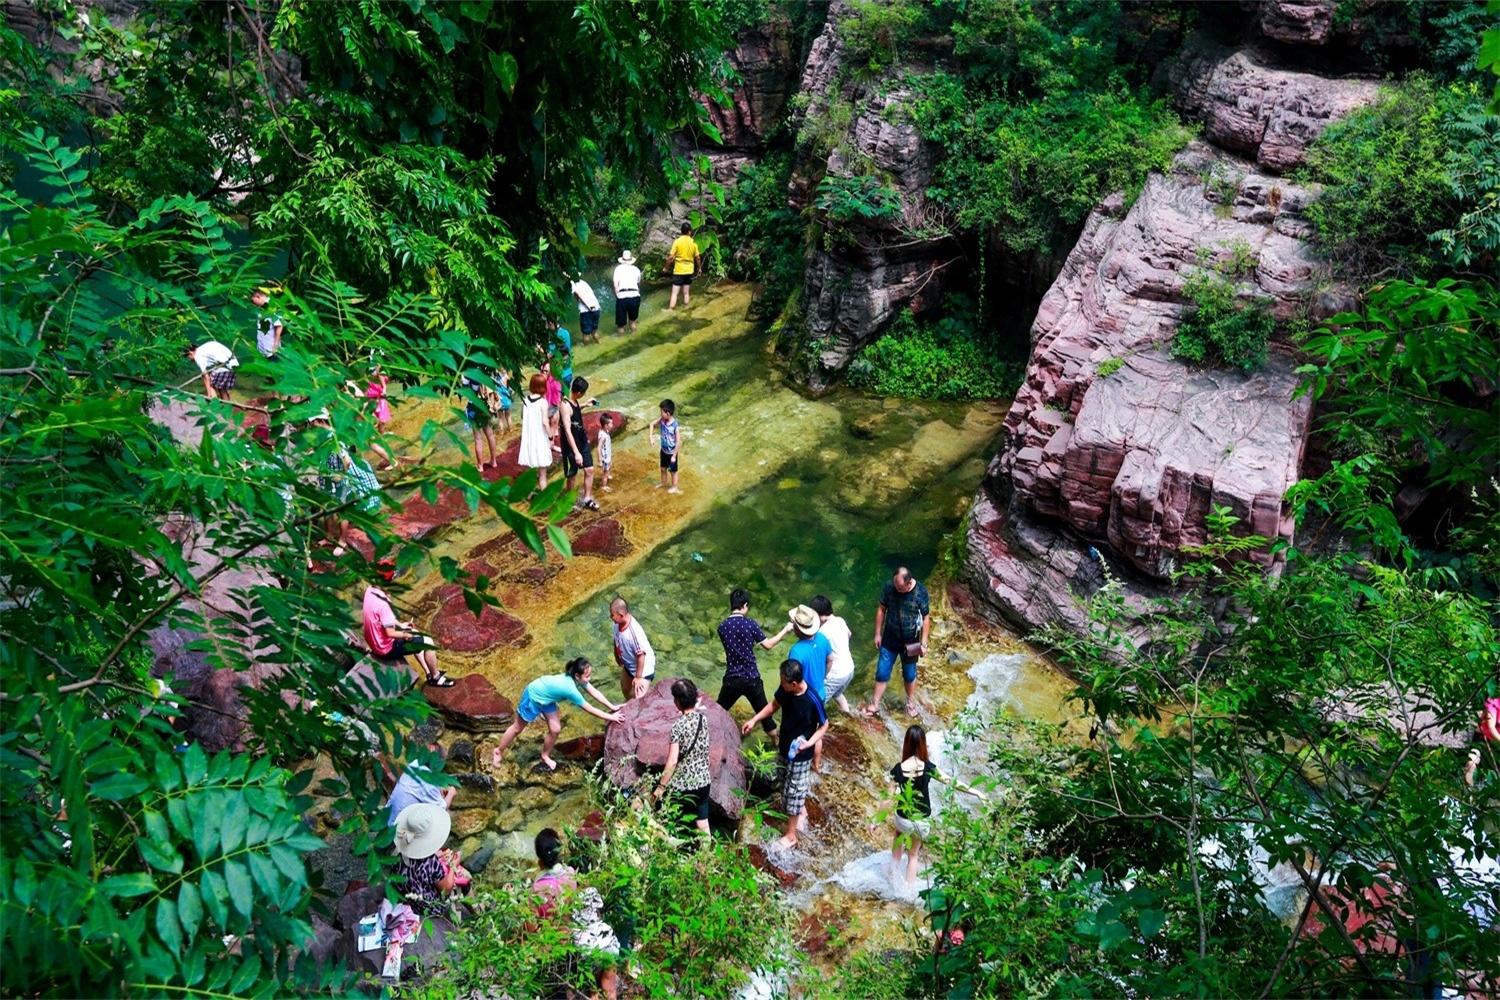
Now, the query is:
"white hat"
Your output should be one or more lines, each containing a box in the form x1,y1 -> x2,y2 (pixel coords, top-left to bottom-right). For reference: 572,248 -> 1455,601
617,250 -> 636,264
789,604 -> 820,637
393,802 -> 450,860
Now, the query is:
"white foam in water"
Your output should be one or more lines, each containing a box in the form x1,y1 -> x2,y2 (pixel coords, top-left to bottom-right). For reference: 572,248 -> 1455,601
828,849 -> 929,904
966,653 -> 1031,713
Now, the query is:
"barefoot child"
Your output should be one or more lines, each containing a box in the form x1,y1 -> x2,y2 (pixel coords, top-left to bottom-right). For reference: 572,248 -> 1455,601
597,412 -> 614,492
649,398 -> 681,494
882,725 -> 984,885
741,659 -> 828,850
491,658 -> 621,772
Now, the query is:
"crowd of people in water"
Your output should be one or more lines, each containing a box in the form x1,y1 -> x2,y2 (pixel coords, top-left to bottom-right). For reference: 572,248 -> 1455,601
195,230 -> 995,993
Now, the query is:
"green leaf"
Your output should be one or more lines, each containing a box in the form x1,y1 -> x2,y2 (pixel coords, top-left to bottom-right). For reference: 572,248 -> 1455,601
200,868 -> 229,929
99,873 -> 156,898
178,881 -> 203,939
220,799 -> 248,854
181,743 -> 206,785
223,858 -> 254,918
489,51 -> 520,96
1138,908 -> 1165,938
155,897 -> 183,956
91,772 -> 149,801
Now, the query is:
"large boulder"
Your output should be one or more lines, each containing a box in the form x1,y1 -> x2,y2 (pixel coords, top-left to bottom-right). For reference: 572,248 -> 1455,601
423,674 -> 514,732
603,679 -> 748,822
697,19 -> 800,151
1168,38 -> 1380,173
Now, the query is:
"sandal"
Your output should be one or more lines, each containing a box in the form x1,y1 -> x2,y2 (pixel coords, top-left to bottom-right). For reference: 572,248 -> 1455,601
582,499 -> 601,511
426,672 -> 456,688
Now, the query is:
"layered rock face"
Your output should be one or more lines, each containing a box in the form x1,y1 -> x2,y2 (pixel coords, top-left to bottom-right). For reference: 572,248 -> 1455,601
785,3 -> 956,391
698,20 -> 800,151
966,39 -> 1378,637
603,680 -> 747,822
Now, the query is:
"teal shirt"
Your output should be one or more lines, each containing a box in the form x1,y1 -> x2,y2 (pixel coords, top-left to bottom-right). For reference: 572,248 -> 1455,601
524,674 -> 585,709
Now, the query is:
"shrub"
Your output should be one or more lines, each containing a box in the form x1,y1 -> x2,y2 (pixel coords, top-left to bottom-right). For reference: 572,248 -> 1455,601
722,152 -> 806,318
1096,356 -> 1124,378
415,795 -> 791,999
837,0 -> 924,77
1301,77 -> 1487,277
848,304 -> 1023,401
815,173 -> 901,224
604,203 -> 646,251
1171,271 -> 1273,371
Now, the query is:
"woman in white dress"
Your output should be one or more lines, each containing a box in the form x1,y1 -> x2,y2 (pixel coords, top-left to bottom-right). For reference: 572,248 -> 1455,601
517,371 -> 553,489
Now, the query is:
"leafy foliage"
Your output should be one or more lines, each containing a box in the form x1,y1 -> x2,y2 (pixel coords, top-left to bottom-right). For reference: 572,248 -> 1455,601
1170,270 -> 1274,371
913,74 -> 1191,257
814,173 -> 902,224
413,793 -> 792,999
0,125 -> 574,994
837,0 -> 925,77
721,151 -> 807,320
1301,78 -> 1494,278
847,299 -> 1023,401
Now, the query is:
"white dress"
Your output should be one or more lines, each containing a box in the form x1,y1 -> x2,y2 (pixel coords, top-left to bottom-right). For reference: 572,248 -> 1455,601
518,394 -> 552,469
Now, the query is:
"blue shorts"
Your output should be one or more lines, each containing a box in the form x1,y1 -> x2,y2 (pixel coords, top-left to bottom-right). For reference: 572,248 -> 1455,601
875,645 -> 919,685
579,309 -> 600,335
516,691 -> 559,724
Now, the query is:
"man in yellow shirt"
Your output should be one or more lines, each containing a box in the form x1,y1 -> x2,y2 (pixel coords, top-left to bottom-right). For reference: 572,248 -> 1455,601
666,221 -> 701,311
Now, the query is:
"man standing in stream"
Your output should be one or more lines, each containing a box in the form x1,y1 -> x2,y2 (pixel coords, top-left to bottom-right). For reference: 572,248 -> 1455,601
868,566 -> 930,718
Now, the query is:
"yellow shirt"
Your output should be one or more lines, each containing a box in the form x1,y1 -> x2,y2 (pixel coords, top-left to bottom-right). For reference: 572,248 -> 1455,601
669,235 -> 699,275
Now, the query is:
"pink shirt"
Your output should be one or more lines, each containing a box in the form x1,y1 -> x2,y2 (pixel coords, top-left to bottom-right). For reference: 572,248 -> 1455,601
366,376 -> 392,425
362,587 -> 398,656
545,376 -> 562,407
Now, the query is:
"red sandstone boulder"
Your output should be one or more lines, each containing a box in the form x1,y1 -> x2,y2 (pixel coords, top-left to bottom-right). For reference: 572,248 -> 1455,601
429,598 -> 529,653
603,679 -> 747,821
571,517 -> 632,559
389,486 -> 474,540
555,733 -> 606,762
423,674 -> 514,732
747,843 -> 799,888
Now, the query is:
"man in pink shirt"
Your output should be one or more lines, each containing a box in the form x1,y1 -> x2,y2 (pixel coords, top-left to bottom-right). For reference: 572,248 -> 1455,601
362,585 -> 452,687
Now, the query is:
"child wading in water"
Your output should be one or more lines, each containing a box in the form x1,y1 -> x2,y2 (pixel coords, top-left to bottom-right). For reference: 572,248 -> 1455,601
491,658 -> 621,773
649,398 -> 681,494
882,724 -> 984,885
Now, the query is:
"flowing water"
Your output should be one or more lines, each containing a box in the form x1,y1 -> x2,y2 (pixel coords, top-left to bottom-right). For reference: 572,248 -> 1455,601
400,275 -> 1084,946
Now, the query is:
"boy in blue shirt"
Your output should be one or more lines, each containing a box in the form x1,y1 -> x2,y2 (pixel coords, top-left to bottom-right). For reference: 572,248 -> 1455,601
649,398 -> 682,494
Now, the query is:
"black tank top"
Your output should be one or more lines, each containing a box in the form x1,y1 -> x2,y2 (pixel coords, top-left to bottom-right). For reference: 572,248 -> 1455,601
568,398 -> 586,444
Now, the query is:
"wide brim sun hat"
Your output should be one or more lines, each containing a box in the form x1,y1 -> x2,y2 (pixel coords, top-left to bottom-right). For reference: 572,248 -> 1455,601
788,604 -> 820,637
617,251 -> 635,264
393,801 -> 451,860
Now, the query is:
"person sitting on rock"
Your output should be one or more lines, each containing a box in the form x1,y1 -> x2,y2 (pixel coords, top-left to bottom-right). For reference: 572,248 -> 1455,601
651,679 -> 714,839
362,584 -> 452,687
393,802 -> 458,916
383,726 -> 455,825
531,828 -> 620,999
490,657 -> 622,773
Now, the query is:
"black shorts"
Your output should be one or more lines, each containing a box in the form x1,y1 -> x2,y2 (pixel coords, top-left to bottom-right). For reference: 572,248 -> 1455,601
615,295 -> 640,328
563,441 -> 594,477
671,273 -> 693,287
378,635 -> 432,662
659,450 -> 677,472
667,784 -> 711,823
579,309 -> 600,335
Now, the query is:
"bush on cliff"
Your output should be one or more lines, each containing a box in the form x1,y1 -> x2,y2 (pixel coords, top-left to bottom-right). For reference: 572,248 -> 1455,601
722,151 -> 808,319
847,301 -> 1023,401
1170,270 -> 1274,371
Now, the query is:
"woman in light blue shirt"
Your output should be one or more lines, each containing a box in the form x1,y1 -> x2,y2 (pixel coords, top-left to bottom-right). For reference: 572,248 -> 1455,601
490,657 -> 622,773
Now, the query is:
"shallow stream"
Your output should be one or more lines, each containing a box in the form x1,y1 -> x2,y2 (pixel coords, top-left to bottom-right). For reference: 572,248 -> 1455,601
396,274 -> 1083,949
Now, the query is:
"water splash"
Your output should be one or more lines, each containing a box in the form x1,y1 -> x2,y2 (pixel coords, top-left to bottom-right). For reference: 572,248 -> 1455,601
828,849 -> 929,905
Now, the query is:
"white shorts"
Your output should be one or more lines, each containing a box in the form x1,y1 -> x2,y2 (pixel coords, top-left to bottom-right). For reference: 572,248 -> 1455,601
825,672 -> 853,704
891,813 -> 931,840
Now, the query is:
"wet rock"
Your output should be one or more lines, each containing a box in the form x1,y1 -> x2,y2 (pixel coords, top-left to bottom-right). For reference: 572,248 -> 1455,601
389,486 -> 474,540
447,739 -> 476,769
571,518 -> 632,559
746,843 -> 799,888
423,674 -> 515,732
512,786 -> 555,813
450,807 -> 491,839
604,680 -> 748,821
465,831 -> 503,875
946,649 -> 971,666
820,724 -> 871,773
455,769 -> 492,791
1168,39 -> 1380,172
429,599 -> 530,654
523,761 -> 587,792
555,733 -> 606,762
496,806 -> 526,833
452,771 -> 497,810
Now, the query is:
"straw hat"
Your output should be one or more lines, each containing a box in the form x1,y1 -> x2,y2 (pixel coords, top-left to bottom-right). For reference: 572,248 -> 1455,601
393,802 -> 450,860
617,250 -> 636,264
788,604 -> 820,637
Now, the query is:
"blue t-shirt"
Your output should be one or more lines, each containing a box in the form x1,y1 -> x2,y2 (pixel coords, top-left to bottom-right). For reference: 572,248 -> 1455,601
789,632 -> 832,701
385,765 -> 446,826
659,417 -> 679,453
525,674 -> 586,710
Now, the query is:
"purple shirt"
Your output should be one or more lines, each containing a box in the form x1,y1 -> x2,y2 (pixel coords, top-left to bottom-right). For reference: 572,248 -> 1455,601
717,613 -> 768,681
